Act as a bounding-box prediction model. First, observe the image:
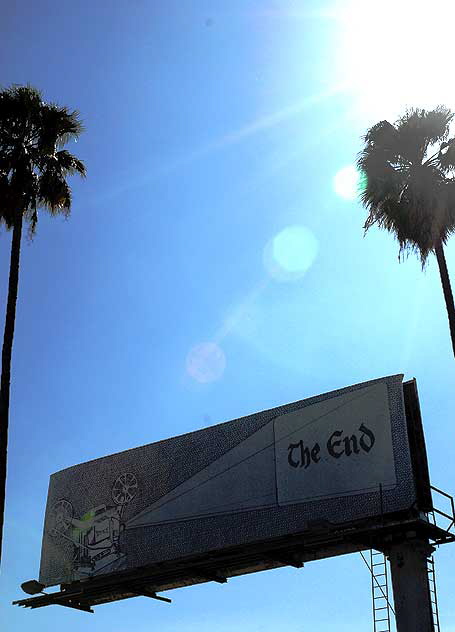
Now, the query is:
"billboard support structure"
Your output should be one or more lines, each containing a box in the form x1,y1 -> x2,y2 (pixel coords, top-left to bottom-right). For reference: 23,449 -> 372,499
387,379 -> 436,631
388,538 -> 435,632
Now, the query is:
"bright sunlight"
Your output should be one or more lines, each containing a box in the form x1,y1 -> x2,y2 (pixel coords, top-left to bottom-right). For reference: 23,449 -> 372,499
337,0 -> 455,121
333,165 -> 360,200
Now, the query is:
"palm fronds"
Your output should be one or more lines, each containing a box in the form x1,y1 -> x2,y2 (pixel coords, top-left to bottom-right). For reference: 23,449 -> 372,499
357,106 -> 455,266
0,84 -> 85,235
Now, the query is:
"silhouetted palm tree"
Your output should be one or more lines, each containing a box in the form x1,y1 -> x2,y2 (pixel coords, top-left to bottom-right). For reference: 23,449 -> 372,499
0,85 -> 85,566
358,106 -> 455,358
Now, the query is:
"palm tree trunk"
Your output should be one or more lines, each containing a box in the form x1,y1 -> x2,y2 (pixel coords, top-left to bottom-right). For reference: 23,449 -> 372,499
0,209 -> 23,568
435,242 -> 455,358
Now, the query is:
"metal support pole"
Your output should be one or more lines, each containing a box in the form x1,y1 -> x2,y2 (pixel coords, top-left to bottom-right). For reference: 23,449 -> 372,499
388,538 -> 435,632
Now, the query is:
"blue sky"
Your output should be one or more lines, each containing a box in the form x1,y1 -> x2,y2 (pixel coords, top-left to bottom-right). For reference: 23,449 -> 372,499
1,1 -> 455,630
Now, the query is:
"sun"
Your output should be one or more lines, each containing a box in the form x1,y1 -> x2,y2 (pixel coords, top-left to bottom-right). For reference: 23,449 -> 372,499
336,0 -> 455,122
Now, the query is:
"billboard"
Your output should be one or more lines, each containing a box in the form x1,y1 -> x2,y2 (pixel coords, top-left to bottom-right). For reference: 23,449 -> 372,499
39,374 -> 418,588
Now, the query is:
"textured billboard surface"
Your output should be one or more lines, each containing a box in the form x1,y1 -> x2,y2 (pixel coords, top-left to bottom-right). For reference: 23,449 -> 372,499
39,374 -> 416,587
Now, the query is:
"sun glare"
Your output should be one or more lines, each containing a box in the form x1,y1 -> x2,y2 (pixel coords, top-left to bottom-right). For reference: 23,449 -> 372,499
264,225 -> 318,281
333,165 -> 362,200
186,342 -> 226,384
337,0 -> 455,121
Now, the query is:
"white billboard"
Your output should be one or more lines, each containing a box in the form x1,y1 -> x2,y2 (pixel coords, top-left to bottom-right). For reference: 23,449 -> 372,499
39,374 -> 416,587
275,380 -> 397,504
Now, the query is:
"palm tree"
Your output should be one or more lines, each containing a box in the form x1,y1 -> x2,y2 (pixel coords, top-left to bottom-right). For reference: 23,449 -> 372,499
358,106 -> 455,358
0,85 -> 85,567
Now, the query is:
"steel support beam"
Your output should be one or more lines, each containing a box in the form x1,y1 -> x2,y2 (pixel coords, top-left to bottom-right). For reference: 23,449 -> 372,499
388,538 -> 434,632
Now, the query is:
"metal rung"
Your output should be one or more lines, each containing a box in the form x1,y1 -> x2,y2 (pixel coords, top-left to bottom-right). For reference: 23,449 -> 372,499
427,555 -> 441,632
365,548 -> 393,632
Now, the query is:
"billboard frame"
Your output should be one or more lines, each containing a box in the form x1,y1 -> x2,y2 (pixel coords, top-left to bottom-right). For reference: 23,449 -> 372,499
13,379 -> 455,613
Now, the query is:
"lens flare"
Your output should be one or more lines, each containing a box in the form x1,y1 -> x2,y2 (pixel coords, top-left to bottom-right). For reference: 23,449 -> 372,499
334,165 -> 364,201
186,342 -> 226,383
264,225 -> 318,282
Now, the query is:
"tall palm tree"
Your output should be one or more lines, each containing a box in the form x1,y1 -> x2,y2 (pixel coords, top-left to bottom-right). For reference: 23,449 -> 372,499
0,85 -> 85,567
358,106 -> 455,358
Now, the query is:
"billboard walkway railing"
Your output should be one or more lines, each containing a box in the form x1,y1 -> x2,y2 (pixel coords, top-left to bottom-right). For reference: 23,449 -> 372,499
428,484 -> 455,543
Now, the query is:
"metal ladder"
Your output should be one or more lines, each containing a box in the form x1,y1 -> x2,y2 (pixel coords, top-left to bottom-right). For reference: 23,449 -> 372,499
427,555 -> 441,632
426,510 -> 442,631
364,547 -> 441,632
361,550 -> 394,632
